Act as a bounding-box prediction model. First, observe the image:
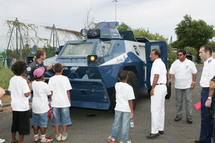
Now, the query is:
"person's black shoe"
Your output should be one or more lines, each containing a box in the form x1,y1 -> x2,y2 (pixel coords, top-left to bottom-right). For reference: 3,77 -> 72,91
159,131 -> 164,135
174,116 -> 182,121
195,140 -> 203,143
187,118 -> 192,124
147,133 -> 159,139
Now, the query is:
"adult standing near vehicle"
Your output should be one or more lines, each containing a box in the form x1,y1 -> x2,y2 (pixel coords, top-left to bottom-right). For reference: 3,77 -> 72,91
168,49 -> 197,124
147,49 -> 167,139
26,49 -> 54,82
205,75 -> 215,143
195,45 -> 215,143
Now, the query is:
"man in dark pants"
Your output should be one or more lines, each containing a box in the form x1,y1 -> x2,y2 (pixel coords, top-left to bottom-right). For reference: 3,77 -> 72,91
205,76 -> 215,142
195,45 -> 215,143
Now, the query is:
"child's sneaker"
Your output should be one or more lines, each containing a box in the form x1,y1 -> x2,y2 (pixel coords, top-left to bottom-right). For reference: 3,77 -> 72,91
0,138 -> 5,143
119,141 -> 131,143
61,132 -> 68,141
33,134 -> 40,142
55,134 -> 62,142
10,140 -> 18,143
108,136 -> 116,142
40,136 -> 53,143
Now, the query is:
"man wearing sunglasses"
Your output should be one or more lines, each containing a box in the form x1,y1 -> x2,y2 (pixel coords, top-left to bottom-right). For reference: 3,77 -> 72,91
168,49 -> 197,124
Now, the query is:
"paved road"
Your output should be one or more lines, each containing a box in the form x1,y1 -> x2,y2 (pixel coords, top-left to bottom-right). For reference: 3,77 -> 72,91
0,65 -> 204,143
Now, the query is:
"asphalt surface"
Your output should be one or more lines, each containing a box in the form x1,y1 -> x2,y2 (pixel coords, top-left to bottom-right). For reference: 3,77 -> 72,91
0,65 -> 204,143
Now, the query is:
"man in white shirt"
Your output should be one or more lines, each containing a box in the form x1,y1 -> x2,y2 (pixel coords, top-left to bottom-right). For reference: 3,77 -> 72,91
195,45 -> 215,143
147,49 -> 167,139
168,49 -> 197,124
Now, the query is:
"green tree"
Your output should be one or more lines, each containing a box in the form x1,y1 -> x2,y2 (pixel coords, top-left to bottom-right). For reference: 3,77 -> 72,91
184,46 -> 198,60
117,22 -> 131,31
173,15 -> 215,50
133,28 -> 167,41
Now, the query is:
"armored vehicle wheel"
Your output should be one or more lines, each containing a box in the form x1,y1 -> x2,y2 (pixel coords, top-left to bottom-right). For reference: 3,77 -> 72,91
109,90 -> 116,112
165,83 -> 171,99
126,71 -> 139,110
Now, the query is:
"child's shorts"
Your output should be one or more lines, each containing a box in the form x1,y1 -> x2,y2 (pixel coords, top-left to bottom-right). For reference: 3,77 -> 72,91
32,112 -> 48,128
52,107 -> 71,126
11,111 -> 30,135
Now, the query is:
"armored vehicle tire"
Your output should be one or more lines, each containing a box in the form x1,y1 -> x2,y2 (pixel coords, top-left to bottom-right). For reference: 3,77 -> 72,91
126,71 -> 139,110
165,83 -> 171,99
109,90 -> 116,112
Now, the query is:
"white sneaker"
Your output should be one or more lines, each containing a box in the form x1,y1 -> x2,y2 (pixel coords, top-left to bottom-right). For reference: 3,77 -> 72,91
120,141 -> 131,143
0,138 -> 5,143
61,132 -> 68,141
55,134 -> 62,142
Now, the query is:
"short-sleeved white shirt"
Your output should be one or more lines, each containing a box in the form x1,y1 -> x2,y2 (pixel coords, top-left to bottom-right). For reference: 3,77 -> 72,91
8,76 -> 30,111
150,58 -> 167,86
169,58 -> 197,89
200,57 -> 215,87
48,75 -> 72,107
32,81 -> 51,114
114,82 -> 135,112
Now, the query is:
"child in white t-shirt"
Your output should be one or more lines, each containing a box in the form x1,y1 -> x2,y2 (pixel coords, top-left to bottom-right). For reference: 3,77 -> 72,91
108,70 -> 135,143
8,61 -> 31,143
32,67 -> 53,142
48,63 -> 72,141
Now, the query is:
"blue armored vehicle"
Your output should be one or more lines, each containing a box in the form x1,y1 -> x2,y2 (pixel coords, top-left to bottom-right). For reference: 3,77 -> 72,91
43,22 -> 169,110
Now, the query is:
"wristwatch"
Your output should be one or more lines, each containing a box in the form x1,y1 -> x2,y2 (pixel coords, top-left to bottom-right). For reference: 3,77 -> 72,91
208,97 -> 212,100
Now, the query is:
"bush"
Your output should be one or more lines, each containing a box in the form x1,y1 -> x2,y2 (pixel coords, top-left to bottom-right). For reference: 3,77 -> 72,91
0,68 -> 14,89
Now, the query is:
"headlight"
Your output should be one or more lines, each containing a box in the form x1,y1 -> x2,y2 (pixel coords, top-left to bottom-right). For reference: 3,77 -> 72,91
80,29 -> 88,37
87,55 -> 98,65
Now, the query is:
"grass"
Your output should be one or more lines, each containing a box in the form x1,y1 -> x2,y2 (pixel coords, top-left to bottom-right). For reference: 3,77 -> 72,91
0,68 -> 14,89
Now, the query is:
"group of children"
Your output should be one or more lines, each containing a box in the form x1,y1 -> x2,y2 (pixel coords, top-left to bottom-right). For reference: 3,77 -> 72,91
7,60 -> 134,143
8,61 -> 72,143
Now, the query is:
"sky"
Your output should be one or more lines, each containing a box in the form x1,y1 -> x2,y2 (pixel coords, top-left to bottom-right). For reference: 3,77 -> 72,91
0,0 -> 215,51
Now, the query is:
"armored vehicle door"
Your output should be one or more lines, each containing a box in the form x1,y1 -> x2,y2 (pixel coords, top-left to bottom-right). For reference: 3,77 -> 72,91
145,41 -> 168,89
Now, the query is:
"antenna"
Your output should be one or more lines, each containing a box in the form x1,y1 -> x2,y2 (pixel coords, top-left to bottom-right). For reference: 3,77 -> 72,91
112,0 -> 118,21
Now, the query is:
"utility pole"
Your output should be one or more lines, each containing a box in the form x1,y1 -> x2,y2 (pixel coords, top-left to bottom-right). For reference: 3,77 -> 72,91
113,0 -> 118,21
49,24 -> 60,50
6,18 -> 24,59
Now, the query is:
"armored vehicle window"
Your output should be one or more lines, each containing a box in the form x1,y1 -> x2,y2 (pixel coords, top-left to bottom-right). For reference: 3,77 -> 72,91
60,43 -> 94,57
150,45 -> 160,51
96,42 -> 112,56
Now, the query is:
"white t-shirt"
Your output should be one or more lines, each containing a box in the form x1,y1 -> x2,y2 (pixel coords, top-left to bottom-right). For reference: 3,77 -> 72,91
32,81 -> 51,114
150,58 -> 167,86
48,75 -> 72,107
114,82 -> 135,112
200,57 -> 215,87
8,76 -> 30,111
169,58 -> 197,89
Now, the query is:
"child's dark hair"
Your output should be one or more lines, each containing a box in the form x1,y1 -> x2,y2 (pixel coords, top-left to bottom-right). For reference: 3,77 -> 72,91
53,63 -> 63,73
35,75 -> 44,81
118,70 -> 128,81
11,60 -> 27,75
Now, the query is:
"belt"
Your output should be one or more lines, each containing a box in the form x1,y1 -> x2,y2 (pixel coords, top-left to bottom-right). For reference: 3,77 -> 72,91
156,83 -> 166,85
202,87 -> 209,90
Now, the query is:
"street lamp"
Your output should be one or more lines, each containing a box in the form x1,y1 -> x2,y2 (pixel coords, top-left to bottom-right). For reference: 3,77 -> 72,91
112,0 -> 118,21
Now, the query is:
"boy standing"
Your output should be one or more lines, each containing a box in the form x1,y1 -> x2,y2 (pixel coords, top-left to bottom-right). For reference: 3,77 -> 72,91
32,67 -> 53,142
8,61 -> 31,143
108,70 -> 135,143
48,63 -> 72,141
